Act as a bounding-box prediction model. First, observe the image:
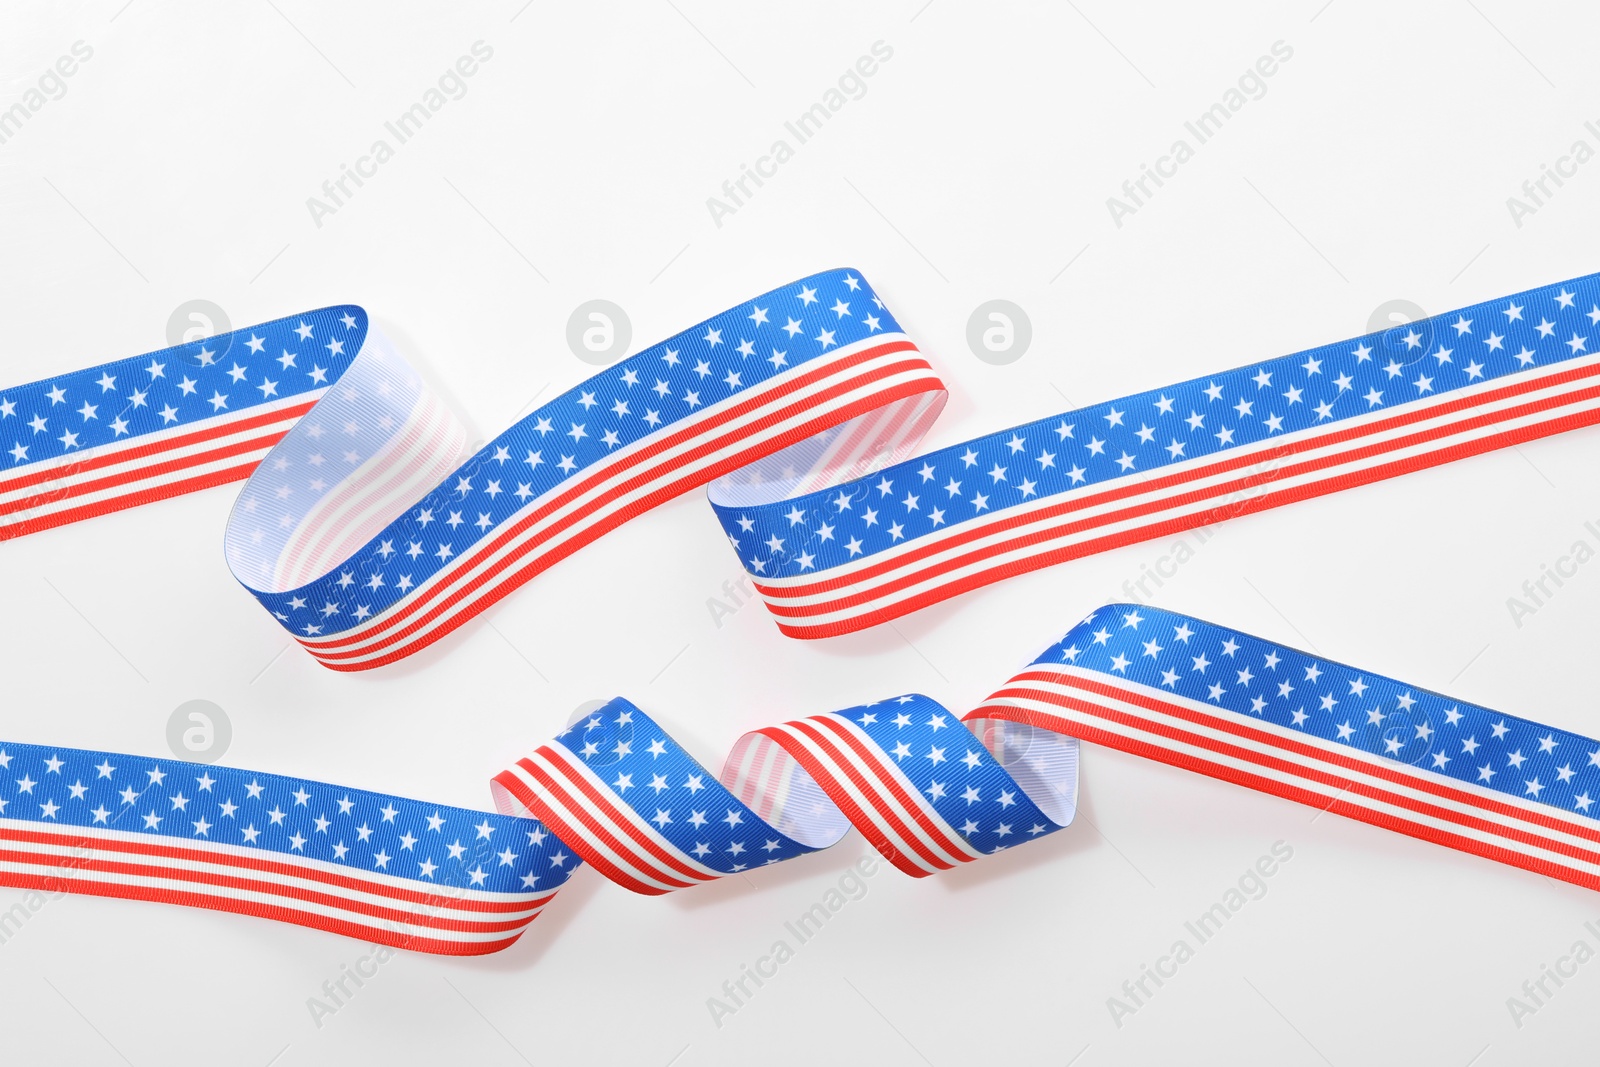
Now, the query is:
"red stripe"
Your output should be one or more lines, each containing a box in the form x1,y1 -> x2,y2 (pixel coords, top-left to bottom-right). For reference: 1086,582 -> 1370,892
279,395 -> 458,580
303,344 -> 931,656
733,735 -> 772,813
799,389 -> 939,492
780,719 -> 955,874
0,864 -> 531,955
535,747 -> 719,885
0,461 -> 265,540
996,670 -> 1600,847
0,825 -> 542,913
0,399 -> 316,496
0,844 -> 534,934
756,726 -> 927,877
0,428 -> 294,530
972,680 -> 1600,869
809,716 -> 974,863
973,703 -> 1600,894
767,395 -> 1600,637
762,360 -> 1600,605
491,765 -> 677,896
307,372 -> 944,670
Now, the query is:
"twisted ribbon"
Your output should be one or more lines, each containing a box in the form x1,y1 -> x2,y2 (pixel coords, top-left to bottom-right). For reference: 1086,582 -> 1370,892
0,269 -> 945,668
2,605 -> 1593,954
7,271 -> 1600,661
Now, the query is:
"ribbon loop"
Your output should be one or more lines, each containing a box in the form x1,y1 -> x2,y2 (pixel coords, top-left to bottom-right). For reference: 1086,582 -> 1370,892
490,694 -> 1075,889
1,269 -> 945,669
10,272 -> 1600,660
3,605 -> 1597,952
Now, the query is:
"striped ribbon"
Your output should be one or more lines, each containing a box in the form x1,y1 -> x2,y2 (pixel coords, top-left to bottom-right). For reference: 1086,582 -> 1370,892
8,271 -> 1600,662
0,269 -> 945,669
2,605 -> 1591,954
714,273 -> 1600,636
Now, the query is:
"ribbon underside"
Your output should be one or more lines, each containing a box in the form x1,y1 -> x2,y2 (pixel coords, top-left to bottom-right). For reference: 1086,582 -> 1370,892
713,274 -> 1600,637
8,271 -> 1600,664
0,269 -> 946,669
1,605 -> 1595,954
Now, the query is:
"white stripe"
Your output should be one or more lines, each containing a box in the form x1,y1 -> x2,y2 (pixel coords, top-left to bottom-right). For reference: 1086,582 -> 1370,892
304,338 -> 927,647
304,344 -> 939,662
792,390 -> 940,496
539,746 -> 726,879
759,353 -> 1600,596
0,818 -> 549,913
990,669 -> 1600,876
5,443 -> 280,528
769,720 -> 964,873
271,390 -> 466,588
0,390 -> 324,500
0,843 -> 547,942
0,854 -> 543,943
510,753 -> 698,892
754,361 -> 1600,625
0,398 -> 320,522
826,716 -> 984,863
763,723 -> 936,873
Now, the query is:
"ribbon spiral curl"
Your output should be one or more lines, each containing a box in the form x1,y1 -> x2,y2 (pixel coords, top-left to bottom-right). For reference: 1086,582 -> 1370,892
3,605 -> 1596,955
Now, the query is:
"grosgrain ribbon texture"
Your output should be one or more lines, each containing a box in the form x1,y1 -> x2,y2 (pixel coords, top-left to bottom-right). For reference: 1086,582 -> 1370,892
714,274 -> 1600,636
9,272 -> 1600,662
2,604 -> 1596,955
0,269 -> 946,669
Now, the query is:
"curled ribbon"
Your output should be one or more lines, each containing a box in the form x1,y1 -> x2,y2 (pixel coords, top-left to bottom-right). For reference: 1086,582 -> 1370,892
0,269 -> 945,669
8,272 -> 1600,661
2,604 -> 1592,954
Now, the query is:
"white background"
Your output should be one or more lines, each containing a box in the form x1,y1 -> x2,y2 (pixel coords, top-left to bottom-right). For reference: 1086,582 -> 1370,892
4,1 -> 1600,1063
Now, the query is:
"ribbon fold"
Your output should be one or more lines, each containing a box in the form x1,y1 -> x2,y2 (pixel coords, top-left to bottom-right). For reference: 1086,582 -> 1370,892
1,269 -> 944,668
2,605 -> 1593,954
9,271 -> 1600,662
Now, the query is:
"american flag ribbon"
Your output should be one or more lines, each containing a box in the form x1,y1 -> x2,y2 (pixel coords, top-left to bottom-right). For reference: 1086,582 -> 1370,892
0,269 -> 946,669
2,605 -> 1593,953
714,274 -> 1600,637
7,270 -> 1600,659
